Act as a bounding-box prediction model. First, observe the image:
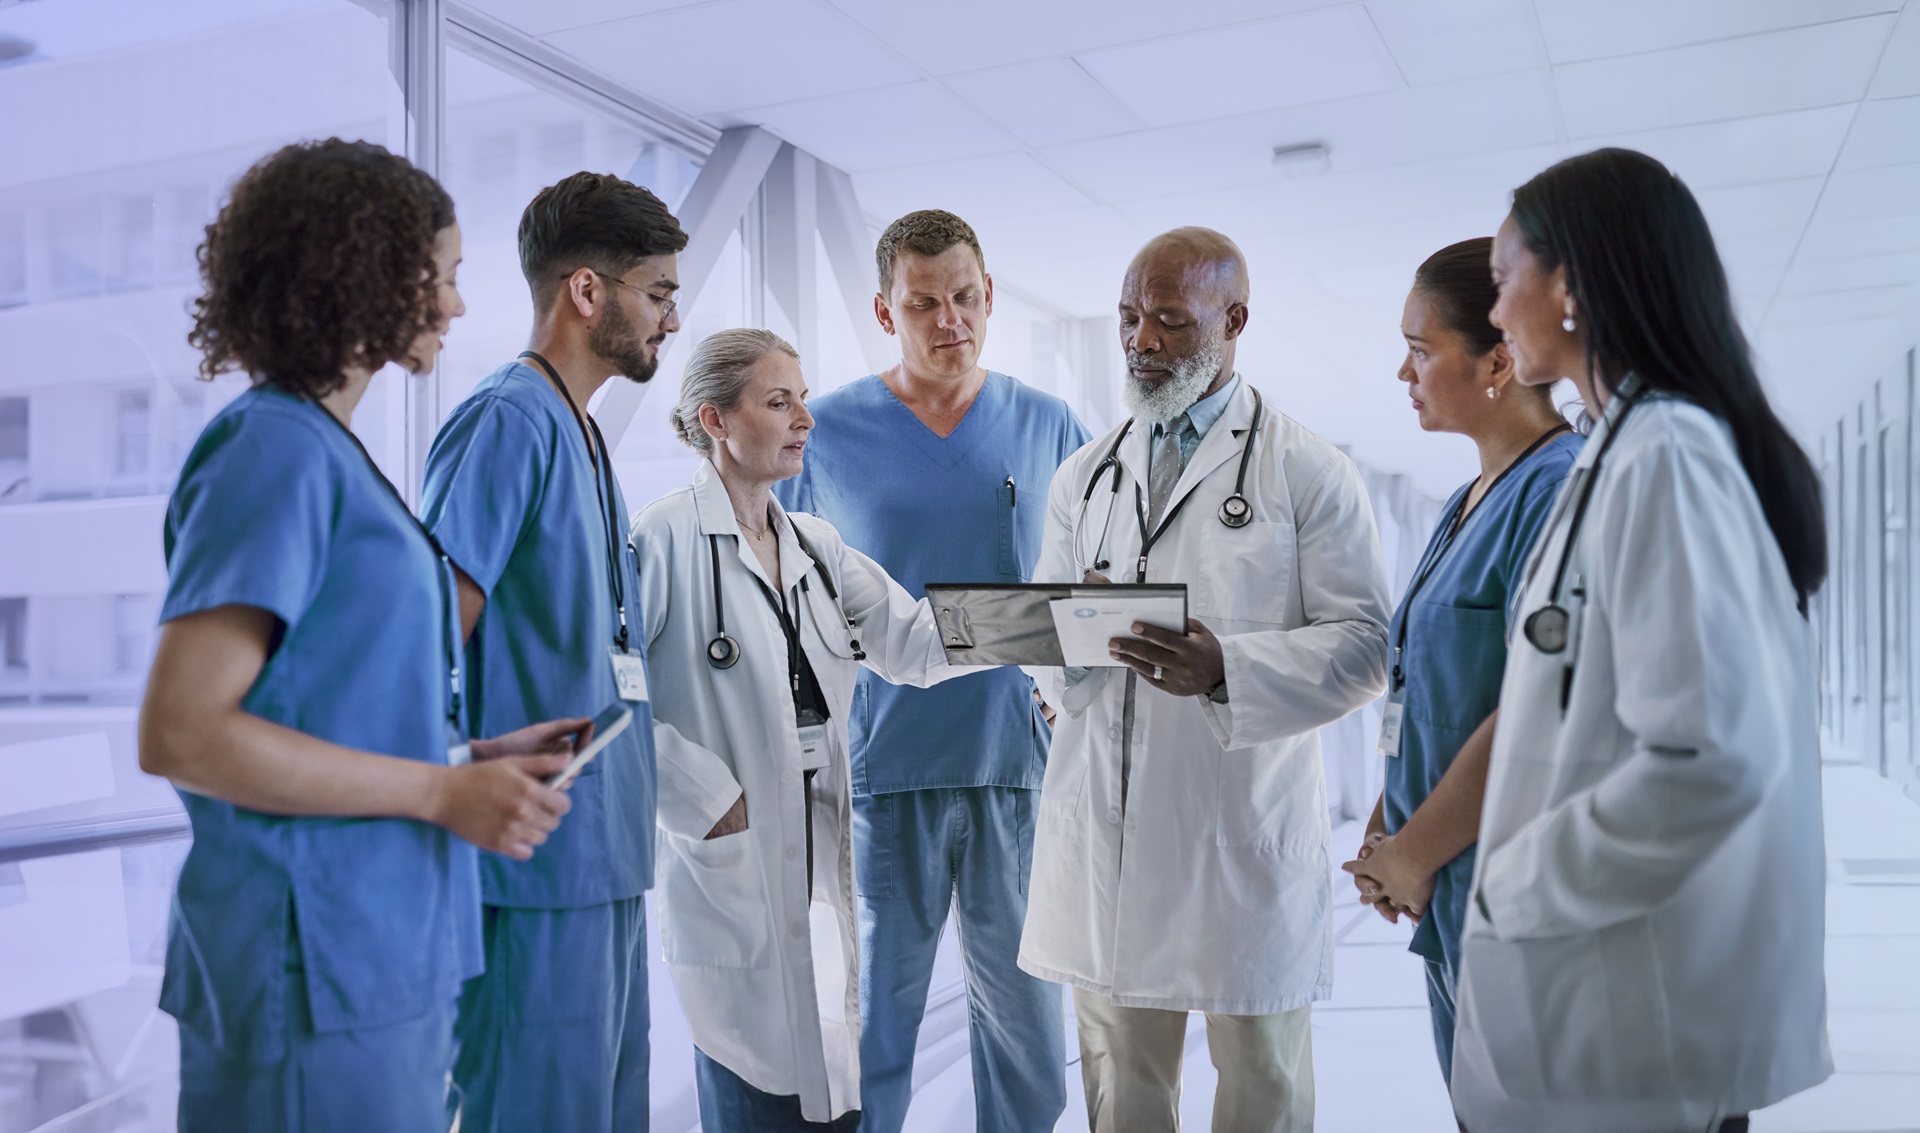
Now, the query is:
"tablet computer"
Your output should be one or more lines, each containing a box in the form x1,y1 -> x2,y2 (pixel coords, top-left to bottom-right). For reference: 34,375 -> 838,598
545,703 -> 634,790
922,582 -> 1188,666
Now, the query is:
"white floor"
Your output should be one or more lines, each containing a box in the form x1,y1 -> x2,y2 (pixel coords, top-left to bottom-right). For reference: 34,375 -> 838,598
867,761 -> 1920,1133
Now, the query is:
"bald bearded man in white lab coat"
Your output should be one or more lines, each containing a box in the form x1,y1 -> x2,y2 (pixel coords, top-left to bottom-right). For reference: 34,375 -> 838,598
1023,228 -> 1391,1132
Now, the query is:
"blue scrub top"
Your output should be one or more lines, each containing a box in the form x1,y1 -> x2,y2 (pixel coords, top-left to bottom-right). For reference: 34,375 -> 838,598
423,362 -> 655,908
1383,429 -> 1581,975
777,372 -> 1090,794
157,386 -> 481,1056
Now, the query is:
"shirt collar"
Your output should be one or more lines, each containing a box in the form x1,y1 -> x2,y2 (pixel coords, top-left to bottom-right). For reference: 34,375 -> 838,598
1158,372 -> 1241,441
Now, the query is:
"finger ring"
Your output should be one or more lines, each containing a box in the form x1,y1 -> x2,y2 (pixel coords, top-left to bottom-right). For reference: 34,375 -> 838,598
1152,665 -> 1164,681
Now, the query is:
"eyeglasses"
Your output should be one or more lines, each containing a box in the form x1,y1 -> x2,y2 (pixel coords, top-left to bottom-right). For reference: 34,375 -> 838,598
592,270 -> 677,320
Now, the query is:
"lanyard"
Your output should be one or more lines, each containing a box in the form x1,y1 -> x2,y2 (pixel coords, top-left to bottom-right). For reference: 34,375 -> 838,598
519,351 -> 631,652
750,569 -> 825,725
301,393 -> 463,734
1390,422 -> 1572,690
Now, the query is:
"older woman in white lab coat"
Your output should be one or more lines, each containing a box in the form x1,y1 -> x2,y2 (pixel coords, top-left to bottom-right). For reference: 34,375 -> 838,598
1443,149 -> 1831,1133
632,329 -> 968,1131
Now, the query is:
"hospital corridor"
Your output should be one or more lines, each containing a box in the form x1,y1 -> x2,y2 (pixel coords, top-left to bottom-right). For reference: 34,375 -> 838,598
2,1 -> 1920,1131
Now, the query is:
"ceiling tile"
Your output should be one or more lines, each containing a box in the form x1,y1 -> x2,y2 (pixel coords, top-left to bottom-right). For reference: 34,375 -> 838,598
541,0 -> 915,117
851,152 -> 1094,225
1871,5 -> 1920,97
1837,94 -> 1920,170
1691,177 -> 1825,237
1780,251 -> 1920,295
1075,6 -> 1402,129
819,0 -> 1335,76
970,206 -> 1147,271
1801,213 -> 1920,259
1821,161 -> 1920,221
946,58 -> 1143,149
1582,105 -> 1853,190
1718,226 -> 1804,298
1314,262 -> 1420,304
721,82 -> 1020,173
1534,0 -> 1899,64
1768,285 -> 1919,327
1364,0 -> 1538,86
457,0 -> 704,37
992,250 -> 1134,316
1041,73 -> 1558,205
1552,16 -> 1891,137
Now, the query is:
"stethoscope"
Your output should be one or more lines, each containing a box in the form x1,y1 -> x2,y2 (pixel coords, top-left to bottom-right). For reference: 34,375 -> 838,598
1073,387 -> 1263,578
706,514 -> 865,669
1520,373 -> 1646,658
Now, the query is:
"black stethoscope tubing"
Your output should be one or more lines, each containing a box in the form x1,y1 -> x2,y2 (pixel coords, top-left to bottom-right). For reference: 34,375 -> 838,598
1521,377 -> 1645,656
520,351 -> 632,653
1077,386 -> 1264,576
302,392 -> 463,733
706,516 -> 865,671
1390,421 -> 1572,689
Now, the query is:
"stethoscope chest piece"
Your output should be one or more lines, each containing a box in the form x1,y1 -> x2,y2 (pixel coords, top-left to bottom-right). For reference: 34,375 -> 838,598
707,633 -> 741,669
1523,604 -> 1571,654
1219,493 -> 1252,528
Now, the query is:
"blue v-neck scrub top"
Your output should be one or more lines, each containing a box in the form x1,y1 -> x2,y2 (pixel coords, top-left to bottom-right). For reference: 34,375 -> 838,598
776,372 -> 1089,793
1383,429 -> 1582,976
157,386 -> 481,1058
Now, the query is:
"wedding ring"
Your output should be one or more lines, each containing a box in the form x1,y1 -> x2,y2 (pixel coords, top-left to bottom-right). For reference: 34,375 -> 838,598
1152,665 -> 1164,681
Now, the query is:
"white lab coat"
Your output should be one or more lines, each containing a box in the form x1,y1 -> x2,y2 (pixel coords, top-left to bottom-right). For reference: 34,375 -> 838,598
1452,397 -> 1832,1131
1021,381 -> 1391,1013
633,461 -> 962,1122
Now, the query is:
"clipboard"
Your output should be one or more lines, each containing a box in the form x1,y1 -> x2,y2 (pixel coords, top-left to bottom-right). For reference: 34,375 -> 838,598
923,582 -> 1188,666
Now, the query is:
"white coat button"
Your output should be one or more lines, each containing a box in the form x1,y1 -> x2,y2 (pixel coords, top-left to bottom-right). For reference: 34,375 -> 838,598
785,847 -> 799,862
782,770 -> 797,785
791,922 -> 807,938
1107,725 -> 1120,740
1107,806 -> 1121,825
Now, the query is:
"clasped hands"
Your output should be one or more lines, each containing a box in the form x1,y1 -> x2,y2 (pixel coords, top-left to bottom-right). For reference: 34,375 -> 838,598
1341,831 -> 1436,925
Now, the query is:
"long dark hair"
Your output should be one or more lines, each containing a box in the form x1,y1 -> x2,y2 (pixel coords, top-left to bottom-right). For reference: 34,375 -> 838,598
1510,147 -> 1826,605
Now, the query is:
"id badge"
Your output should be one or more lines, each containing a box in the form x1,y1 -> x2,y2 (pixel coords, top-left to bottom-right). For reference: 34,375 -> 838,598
1375,693 -> 1406,758
797,723 -> 829,771
610,648 -> 650,703
446,722 -> 471,768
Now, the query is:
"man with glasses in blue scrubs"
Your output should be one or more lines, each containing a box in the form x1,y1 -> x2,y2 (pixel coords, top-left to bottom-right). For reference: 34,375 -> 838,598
777,210 -> 1089,1131
423,173 -> 706,1132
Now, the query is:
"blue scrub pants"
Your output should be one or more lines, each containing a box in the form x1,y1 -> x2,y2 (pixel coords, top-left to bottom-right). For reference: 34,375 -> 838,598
695,1048 -> 861,1131
853,785 -> 1066,1133
178,935 -> 455,1132
451,896 -> 648,1133
1424,956 -> 1458,1089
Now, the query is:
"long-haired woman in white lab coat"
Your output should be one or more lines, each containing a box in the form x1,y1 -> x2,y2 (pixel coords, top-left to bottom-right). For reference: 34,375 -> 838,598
632,328 -> 971,1131
1449,148 -> 1831,1133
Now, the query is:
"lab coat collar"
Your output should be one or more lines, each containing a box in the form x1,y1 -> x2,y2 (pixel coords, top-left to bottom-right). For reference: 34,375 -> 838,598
1116,378 -> 1260,521
690,460 -> 818,593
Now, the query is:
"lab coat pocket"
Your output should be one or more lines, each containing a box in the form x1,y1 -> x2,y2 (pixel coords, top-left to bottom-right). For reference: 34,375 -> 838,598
1463,919 -> 1678,1102
660,832 -> 773,970
1197,520 -> 1293,627
1037,749 -> 1089,843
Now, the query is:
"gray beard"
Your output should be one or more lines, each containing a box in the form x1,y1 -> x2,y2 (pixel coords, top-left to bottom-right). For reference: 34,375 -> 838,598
1123,341 -> 1224,426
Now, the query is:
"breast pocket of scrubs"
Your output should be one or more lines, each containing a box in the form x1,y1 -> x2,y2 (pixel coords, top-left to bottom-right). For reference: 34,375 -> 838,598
1405,603 -> 1508,733
1198,519 -> 1293,627
997,478 -> 1024,580
659,832 -> 772,970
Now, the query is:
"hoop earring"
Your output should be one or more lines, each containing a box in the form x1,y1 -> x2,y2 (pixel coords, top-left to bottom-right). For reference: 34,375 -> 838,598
1561,315 -> 1577,333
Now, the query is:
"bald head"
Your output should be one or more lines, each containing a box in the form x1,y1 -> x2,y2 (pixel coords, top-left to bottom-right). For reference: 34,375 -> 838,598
1117,227 -> 1250,421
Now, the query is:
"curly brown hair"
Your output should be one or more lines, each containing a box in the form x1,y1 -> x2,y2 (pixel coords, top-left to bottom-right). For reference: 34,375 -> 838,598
875,209 -> 985,295
188,138 -> 456,398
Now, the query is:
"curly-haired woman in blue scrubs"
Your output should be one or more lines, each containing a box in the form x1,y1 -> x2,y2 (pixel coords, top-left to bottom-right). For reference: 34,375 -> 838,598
138,139 -> 584,1132
1340,238 -> 1581,1088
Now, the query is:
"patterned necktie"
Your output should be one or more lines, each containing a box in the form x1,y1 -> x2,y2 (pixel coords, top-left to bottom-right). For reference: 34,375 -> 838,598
1146,413 -> 1190,532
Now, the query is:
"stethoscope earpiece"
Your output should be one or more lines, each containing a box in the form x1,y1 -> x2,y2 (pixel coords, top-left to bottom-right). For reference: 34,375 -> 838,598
1219,493 -> 1252,528
707,634 -> 741,669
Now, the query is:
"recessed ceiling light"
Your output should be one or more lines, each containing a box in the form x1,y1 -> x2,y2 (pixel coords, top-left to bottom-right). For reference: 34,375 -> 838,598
1271,142 -> 1331,179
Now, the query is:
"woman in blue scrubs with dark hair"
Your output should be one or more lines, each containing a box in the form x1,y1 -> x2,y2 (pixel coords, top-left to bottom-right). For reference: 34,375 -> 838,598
1338,237 -> 1581,1088
138,138 -> 584,1131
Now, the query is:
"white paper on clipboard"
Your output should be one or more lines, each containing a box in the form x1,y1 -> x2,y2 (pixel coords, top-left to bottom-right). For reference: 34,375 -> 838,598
1047,594 -> 1188,667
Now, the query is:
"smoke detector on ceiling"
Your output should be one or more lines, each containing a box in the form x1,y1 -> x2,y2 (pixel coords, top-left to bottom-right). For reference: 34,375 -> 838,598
1271,142 -> 1331,180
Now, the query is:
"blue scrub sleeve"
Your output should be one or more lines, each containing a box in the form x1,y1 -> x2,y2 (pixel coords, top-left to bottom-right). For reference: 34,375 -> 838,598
422,397 -> 552,595
160,413 -> 333,630
773,460 -> 814,515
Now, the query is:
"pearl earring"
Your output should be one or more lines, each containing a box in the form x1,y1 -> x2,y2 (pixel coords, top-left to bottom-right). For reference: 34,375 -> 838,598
1486,386 -> 1499,400
1562,315 -> 1577,332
